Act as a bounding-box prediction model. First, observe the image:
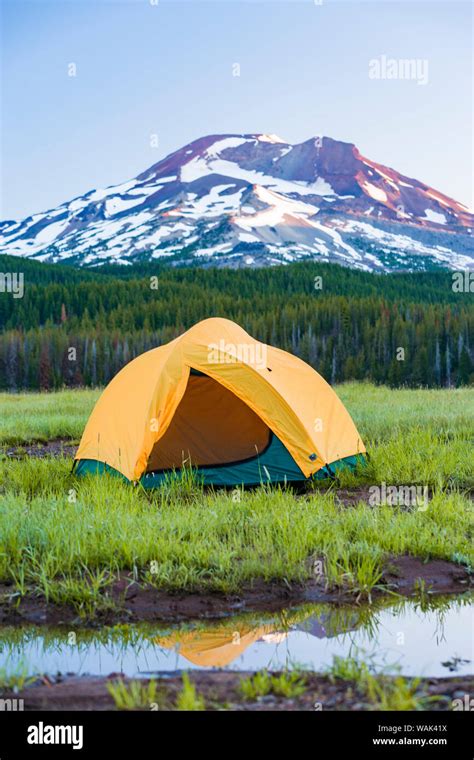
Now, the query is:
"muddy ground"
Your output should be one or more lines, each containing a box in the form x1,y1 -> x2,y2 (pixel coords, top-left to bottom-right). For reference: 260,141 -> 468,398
0,556 -> 471,627
3,671 -> 472,711
2,439 -> 78,459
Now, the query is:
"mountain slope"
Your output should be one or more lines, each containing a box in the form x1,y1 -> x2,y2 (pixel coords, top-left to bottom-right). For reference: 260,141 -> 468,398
1,134 -> 473,271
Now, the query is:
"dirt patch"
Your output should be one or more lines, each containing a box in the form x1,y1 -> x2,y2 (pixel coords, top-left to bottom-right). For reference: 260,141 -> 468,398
0,556 -> 470,627
382,556 -> 471,594
297,486 -> 375,507
335,487 -> 374,507
0,577 -> 338,627
3,671 -> 472,711
2,439 -> 78,459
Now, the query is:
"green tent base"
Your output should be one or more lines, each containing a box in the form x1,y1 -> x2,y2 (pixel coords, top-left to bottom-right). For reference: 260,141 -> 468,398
74,433 -> 366,489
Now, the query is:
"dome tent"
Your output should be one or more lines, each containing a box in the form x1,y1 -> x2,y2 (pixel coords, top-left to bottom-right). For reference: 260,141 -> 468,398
74,318 -> 366,487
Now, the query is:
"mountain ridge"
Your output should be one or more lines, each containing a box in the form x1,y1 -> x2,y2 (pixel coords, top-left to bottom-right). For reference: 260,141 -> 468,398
1,133 -> 472,272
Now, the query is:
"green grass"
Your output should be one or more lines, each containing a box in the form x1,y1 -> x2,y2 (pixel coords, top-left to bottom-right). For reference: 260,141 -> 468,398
0,383 -> 472,610
0,660 -> 37,692
338,383 -> 473,442
239,670 -> 307,700
0,388 -> 99,444
327,653 -> 373,684
106,678 -> 163,710
326,653 -> 441,711
175,673 -> 205,711
365,673 -> 439,711
337,384 -> 474,489
0,456 -> 471,610
239,662 -> 436,709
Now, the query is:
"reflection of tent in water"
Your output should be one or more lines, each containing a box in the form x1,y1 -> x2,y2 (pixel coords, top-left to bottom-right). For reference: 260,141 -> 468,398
154,608 -> 360,668
155,622 -> 280,668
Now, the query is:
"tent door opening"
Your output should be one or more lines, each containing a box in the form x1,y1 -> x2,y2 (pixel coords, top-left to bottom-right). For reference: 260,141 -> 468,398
145,370 -> 271,472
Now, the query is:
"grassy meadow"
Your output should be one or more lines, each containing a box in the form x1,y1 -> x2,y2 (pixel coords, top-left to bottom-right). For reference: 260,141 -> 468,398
0,387 -> 98,444
0,383 -> 472,615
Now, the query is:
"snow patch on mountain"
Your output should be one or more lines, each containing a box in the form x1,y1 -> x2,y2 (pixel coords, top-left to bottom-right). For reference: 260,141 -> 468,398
257,133 -> 287,144
234,186 -> 319,228
362,182 -> 388,203
422,208 -> 447,225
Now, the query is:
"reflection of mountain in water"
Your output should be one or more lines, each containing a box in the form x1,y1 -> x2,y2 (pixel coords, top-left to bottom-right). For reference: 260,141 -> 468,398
295,608 -> 360,640
154,607 -> 360,668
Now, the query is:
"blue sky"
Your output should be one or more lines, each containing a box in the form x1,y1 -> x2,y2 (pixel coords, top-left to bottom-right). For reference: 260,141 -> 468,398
1,0 -> 472,219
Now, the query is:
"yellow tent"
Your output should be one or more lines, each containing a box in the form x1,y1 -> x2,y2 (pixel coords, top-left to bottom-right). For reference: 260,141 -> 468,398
74,317 -> 365,487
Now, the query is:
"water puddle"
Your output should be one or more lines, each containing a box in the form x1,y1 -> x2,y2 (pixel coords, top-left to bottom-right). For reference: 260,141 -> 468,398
1,595 -> 472,679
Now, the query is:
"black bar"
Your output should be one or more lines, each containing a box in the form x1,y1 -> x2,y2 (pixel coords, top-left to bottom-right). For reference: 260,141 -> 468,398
0,709 -> 471,757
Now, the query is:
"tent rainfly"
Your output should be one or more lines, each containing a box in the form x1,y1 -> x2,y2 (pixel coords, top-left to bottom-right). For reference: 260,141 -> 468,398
74,317 -> 366,487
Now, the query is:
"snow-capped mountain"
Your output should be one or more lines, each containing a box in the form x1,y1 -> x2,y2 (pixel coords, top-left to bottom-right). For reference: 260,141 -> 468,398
1,134 -> 473,271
